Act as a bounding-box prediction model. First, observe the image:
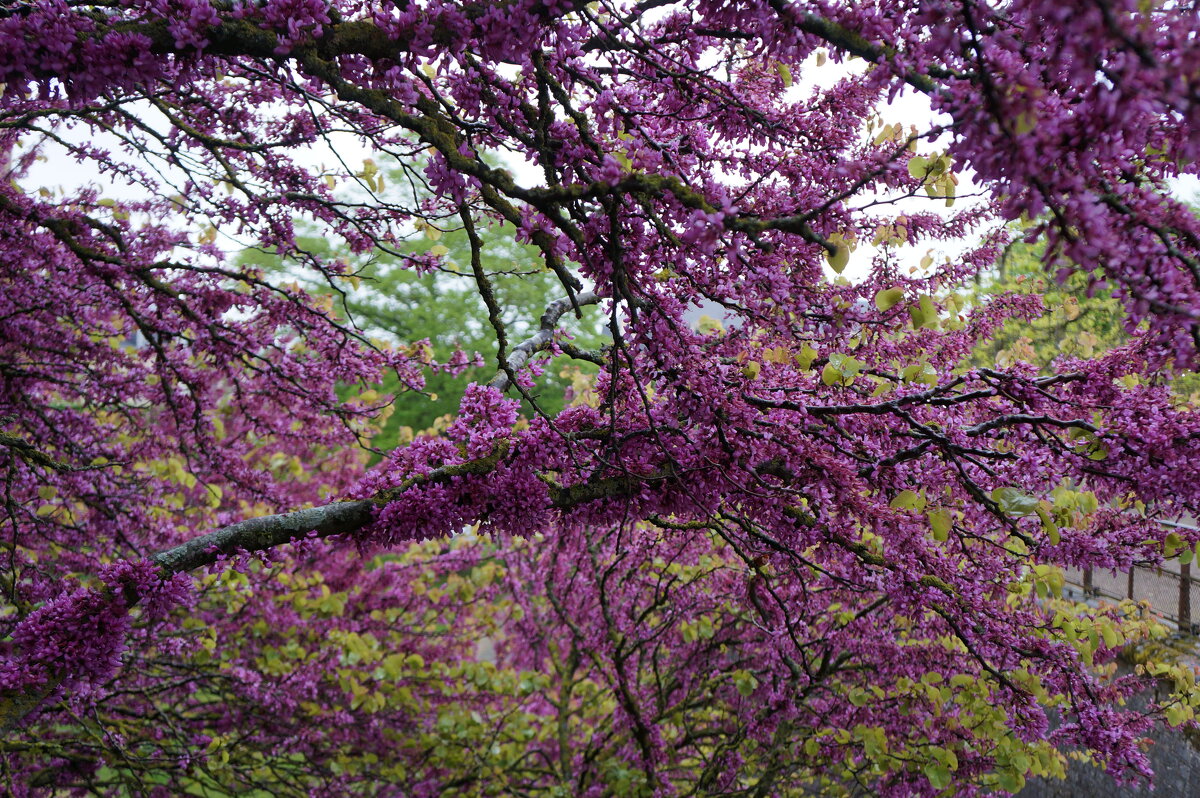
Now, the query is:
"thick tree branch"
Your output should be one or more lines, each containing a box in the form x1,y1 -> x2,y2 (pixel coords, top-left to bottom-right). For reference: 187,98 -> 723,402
490,290 -> 601,392
150,500 -> 373,574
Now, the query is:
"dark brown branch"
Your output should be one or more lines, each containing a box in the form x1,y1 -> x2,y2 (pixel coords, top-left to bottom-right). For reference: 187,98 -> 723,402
964,415 -> 1097,437
150,500 -> 373,574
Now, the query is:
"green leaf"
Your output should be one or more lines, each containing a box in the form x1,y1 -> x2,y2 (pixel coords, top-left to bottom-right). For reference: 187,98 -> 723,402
874,287 -> 904,312
901,362 -> 938,385
795,343 -> 819,370
991,487 -> 1039,517
997,769 -> 1026,793
776,62 -> 793,88
821,362 -> 841,386
733,669 -> 759,697
924,762 -> 952,791
909,294 -> 941,330
943,178 -> 956,207
919,295 -> 938,328
907,156 -> 930,180
891,490 -> 926,511
927,508 -> 952,541
1099,620 -> 1120,649
822,352 -> 862,386
832,352 -> 859,375
827,243 -> 850,274
1036,507 -> 1060,545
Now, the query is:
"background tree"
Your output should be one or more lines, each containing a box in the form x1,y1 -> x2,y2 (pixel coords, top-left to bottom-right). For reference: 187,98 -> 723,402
2,2 -> 1200,796
972,241 -> 1128,369
971,238 -> 1200,403
238,178 -> 607,448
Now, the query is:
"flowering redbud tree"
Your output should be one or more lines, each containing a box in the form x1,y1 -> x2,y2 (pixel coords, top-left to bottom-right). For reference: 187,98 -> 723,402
3,1 -> 1200,795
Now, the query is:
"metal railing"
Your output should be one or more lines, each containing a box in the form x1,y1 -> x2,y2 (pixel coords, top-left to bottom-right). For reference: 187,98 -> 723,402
1061,521 -> 1200,634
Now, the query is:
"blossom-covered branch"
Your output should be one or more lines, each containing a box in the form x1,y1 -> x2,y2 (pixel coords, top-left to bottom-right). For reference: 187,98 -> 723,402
4,1 -> 1200,794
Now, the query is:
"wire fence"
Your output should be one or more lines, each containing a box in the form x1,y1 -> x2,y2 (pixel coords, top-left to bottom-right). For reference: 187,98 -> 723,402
1061,521 -> 1200,634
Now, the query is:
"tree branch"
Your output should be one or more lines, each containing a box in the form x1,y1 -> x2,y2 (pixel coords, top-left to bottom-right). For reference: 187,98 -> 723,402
490,290 -> 600,393
149,500 -> 373,574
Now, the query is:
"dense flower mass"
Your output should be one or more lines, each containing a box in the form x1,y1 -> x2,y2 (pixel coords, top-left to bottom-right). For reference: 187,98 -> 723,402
2,1 -> 1200,795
